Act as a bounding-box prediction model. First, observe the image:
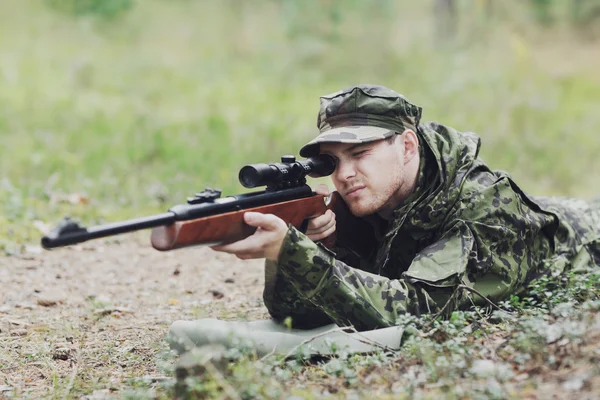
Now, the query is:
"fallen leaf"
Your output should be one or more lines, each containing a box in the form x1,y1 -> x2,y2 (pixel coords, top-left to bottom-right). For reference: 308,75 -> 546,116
93,307 -> 134,316
37,294 -> 65,307
15,303 -> 37,310
68,193 -> 89,205
50,192 -> 90,205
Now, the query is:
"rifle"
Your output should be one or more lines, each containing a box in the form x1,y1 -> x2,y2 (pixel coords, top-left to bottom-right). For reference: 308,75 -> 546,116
41,155 -> 346,251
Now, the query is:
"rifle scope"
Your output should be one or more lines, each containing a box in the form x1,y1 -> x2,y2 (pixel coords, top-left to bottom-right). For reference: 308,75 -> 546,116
239,155 -> 336,189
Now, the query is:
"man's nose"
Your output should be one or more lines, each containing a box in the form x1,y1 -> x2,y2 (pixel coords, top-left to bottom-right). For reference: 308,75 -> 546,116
335,160 -> 356,182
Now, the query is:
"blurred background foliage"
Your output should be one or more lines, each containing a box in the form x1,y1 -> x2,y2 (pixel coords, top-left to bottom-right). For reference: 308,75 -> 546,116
1,0 -> 599,248
46,0 -> 135,20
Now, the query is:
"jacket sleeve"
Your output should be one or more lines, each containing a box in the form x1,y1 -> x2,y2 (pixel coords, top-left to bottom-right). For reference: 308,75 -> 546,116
275,226 -> 461,331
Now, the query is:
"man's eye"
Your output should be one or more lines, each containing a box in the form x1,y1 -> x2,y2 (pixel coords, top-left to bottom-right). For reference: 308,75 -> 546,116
352,150 -> 367,157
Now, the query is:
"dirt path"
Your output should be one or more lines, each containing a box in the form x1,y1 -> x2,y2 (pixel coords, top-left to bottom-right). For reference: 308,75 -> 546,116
0,236 -> 268,398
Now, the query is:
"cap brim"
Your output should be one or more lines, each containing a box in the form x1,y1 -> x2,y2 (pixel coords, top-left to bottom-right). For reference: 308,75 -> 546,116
299,126 -> 395,157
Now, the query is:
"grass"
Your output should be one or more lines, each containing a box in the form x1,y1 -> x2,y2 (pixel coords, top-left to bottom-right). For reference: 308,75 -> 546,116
1,0 -> 599,398
1,0 -> 599,250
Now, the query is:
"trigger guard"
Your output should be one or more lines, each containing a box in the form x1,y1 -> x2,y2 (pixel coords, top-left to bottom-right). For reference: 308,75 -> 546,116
299,218 -> 309,233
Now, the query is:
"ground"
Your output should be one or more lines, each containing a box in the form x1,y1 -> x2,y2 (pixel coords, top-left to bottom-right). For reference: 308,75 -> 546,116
1,236 -> 599,399
0,235 -> 267,399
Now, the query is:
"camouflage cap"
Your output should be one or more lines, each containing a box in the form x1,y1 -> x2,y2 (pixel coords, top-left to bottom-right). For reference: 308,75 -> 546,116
299,84 -> 423,157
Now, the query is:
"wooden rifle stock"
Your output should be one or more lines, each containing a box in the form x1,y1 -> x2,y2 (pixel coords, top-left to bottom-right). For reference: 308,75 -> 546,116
150,191 -> 373,254
151,194 -> 335,250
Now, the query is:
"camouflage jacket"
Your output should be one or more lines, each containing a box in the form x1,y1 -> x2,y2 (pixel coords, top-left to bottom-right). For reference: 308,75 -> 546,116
264,122 -> 600,331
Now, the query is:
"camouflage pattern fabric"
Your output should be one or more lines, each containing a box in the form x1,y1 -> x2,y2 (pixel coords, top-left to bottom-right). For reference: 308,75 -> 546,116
299,85 -> 421,157
265,121 -> 600,331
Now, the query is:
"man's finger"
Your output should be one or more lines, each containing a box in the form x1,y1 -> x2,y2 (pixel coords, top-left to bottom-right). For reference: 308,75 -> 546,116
313,183 -> 330,196
317,215 -> 336,233
310,225 -> 336,241
307,218 -> 336,238
307,210 -> 335,229
306,212 -> 336,235
244,212 -> 286,231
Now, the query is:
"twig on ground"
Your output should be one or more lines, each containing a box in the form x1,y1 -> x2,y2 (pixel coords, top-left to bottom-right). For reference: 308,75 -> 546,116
457,285 -> 503,311
419,327 -> 440,339
258,345 -> 278,361
431,284 -> 506,321
277,325 -> 396,362
430,285 -> 463,321
279,326 -> 355,360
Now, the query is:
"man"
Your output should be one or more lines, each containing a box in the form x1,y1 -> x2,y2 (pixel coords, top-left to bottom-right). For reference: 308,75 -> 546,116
209,85 -> 600,330
209,84 -> 600,332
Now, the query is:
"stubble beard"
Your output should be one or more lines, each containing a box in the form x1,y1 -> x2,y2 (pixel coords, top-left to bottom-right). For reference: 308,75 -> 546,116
345,170 -> 405,218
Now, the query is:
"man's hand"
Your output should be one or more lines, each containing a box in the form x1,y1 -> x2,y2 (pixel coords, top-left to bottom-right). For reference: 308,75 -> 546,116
306,184 -> 336,242
210,212 -> 288,261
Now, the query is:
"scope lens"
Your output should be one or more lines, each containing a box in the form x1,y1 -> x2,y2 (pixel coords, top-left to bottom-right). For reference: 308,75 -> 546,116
308,154 -> 336,177
238,166 -> 261,188
239,164 -> 282,188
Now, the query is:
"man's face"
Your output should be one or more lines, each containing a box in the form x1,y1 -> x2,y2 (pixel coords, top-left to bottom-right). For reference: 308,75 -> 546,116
319,134 -> 411,218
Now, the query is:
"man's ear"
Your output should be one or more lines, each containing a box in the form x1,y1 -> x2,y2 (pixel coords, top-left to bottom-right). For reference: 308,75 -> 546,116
401,129 -> 419,163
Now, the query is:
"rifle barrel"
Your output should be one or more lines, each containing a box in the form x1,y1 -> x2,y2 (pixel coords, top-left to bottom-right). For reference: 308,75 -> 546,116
41,213 -> 176,249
